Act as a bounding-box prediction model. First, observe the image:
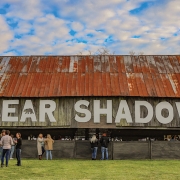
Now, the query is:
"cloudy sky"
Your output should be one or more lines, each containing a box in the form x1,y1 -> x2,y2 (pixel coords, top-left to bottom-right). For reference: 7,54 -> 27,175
0,0 -> 179,55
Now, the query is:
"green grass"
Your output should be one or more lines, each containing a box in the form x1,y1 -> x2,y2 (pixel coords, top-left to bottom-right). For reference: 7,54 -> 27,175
1,159 -> 180,180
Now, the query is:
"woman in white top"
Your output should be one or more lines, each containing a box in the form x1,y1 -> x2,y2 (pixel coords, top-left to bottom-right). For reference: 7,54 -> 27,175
37,134 -> 45,160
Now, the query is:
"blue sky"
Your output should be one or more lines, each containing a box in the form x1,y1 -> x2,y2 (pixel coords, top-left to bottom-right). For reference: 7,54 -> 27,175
0,0 -> 179,55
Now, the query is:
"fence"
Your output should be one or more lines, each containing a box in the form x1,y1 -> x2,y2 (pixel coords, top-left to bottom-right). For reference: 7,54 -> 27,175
19,140 -> 180,159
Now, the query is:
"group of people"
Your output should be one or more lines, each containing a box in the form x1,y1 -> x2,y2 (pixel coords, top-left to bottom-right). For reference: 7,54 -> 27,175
90,133 -> 109,160
37,133 -> 54,160
0,131 -> 55,167
0,130 -> 22,167
1,130 -> 109,164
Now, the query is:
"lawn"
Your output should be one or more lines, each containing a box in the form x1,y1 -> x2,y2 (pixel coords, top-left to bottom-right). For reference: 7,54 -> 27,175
0,159 -> 180,180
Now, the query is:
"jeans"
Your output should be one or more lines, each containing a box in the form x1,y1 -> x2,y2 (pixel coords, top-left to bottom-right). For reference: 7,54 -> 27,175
101,147 -> 108,160
0,146 -> 2,160
42,146 -> 45,155
10,145 -> 15,159
46,150 -> 52,160
16,149 -> 21,166
91,147 -> 98,159
1,149 -> 11,166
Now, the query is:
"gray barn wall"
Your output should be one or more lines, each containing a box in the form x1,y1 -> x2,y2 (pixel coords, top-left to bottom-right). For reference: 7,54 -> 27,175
151,141 -> 180,159
113,141 -> 150,159
17,140 -> 180,160
1,97 -> 180,128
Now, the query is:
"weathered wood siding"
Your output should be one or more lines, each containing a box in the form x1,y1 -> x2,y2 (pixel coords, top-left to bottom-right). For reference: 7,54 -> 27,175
17,140 -> 180,160
52,141 -> 75,159
113,142 -> 150,159
1,97 -> 180,128
151,141 -> 180,159
21,141 -> 75,159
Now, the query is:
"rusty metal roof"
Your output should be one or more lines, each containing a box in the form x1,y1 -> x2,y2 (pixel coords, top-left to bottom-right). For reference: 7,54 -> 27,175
0,55 -> 180,97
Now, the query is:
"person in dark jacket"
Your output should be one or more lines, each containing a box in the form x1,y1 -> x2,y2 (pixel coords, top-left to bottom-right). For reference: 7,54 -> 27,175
15,132 -> 22,166
90,135 -> 98,160
100,133 -> 109,160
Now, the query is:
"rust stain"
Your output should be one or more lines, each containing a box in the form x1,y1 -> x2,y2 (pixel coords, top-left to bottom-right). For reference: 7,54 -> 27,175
102,73 -> 107,96
139,56 -> 150,73
160,74 -> 175,97
168,74 -> 180,97
0,55 -> 180,97
154,56 -> 166,73
162,56 -> 174,73
71,73 -> 77,96
0,73 -> 11,96
124,56 -> 133,73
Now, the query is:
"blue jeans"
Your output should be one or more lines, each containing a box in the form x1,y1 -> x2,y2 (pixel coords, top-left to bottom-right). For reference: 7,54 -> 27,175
91,147 -> 98,159
16,149 -> 21,166
10,146 -> 15,159
46,150 -> 52,160
0,147 -> 2,160
101,147 -> 108,160
1,149 -> 11,166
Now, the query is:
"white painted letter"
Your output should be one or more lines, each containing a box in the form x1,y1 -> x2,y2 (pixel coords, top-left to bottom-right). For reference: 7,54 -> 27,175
135,101 -> 153,123
175,102 -> 180,117
2,100 -> 19,122
74,100 -> 91,122
39,100 -> 56,122
115,100 -> 132,123
20,100 -> 37,122
94,100 -> 112,123
156,102 -> 173,124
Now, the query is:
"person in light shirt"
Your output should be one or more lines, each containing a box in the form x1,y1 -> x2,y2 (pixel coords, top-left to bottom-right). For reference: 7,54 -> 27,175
1,130 -> 13,167
0,130 -> 6,161
37,134 -> 45,160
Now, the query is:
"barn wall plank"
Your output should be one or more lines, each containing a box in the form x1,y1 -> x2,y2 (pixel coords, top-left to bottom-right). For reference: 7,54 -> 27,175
0,97 -> 180,128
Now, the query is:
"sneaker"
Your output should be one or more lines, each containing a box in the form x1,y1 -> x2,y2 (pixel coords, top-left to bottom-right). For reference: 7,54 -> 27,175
10,158 -> 13,160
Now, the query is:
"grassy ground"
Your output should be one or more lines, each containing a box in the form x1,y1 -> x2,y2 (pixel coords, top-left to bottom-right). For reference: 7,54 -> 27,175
0,159 -> 180,180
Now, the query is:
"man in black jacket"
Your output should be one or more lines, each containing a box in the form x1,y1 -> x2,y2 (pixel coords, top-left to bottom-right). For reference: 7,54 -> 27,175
15,133 -> 22,166
100,133 -> 109,160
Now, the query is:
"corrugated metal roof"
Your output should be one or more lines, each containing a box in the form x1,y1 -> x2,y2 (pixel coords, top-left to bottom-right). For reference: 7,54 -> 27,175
0,55 -> 180,97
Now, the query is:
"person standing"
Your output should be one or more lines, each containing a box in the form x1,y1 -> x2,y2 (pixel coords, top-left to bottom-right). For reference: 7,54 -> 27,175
100,133 -> 109,160
10,134 -> 16,159
44,134 -> 54,160
37,134 -> 45,160
0,133 -> 2,160
14,133 -> 22,166
1,130 -> 13,167
0,130 -> 6,160
90,135 -> 98,160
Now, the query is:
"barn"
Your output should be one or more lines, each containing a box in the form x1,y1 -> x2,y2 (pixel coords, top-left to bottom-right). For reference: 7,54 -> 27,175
0,55 -> 180,159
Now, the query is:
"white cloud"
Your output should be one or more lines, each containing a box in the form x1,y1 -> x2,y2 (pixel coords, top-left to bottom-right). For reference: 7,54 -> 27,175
71,22 -> 84,31
0,0 -> 179,55
4,0 -> 43,20
0,15 -> 13,53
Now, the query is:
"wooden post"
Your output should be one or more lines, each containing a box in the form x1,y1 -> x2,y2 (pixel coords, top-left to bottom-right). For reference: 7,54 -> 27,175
74,140 -> 77,159
71,128 -> 77,140
149,140 -> 152,160
85,128 -> 89,140
111,141 -> 114,160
